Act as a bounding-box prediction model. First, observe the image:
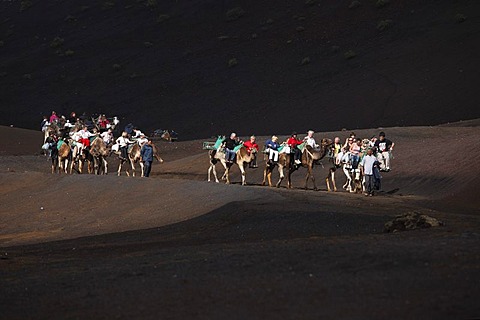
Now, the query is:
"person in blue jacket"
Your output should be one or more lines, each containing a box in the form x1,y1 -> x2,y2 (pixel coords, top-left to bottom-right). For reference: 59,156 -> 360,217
140,139 -> 154,177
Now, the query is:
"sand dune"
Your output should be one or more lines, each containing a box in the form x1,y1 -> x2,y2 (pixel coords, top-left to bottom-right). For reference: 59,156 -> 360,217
1,124 -> 480,319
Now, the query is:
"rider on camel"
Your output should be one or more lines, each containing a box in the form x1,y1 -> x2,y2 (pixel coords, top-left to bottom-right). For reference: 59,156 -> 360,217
304,130 -> 318,150
287,132 -> 303,165
243,135 -> 259,168
116,131 -> 135,160
265,135 -> 280,164
222,133 -> 242,164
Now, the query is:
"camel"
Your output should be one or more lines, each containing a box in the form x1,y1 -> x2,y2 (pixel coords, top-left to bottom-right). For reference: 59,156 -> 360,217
57,140 -> 71,174
116,142 -> 163,177
69,142 -> 86,174
261,152 -> 287,187
206,136 -> 227,183
223,146 -> 257,185
208,141 -> 256,185
89,137 -> 110,175
324,155 -> 338,192
207,148 -> 228,183
328,151 -> 365,193
160,130 -> 177,142
281,138 -> 333,190
43,122 -> 60,144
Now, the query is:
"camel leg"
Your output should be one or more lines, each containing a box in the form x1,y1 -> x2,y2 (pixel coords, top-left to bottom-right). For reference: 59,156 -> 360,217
117,161 -> 122,176
93,157 -> 100,175
130,159 -> 136,177
213,165 -> 220,183
239,163 -> 246,186
209,164 -> 219,183
261,168 -> 267,186
139,161 -> 145,178
220,161 -> 227,181
311,166 -> 317,190
287,168 -> 293,189
103,158 -> 108,175
225,167 -> 230,184
331,170 -> 337,192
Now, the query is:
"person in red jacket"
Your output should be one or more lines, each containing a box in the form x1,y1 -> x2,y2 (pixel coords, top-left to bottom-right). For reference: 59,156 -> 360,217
243,135 -> 259,168
287,132 -> 304,165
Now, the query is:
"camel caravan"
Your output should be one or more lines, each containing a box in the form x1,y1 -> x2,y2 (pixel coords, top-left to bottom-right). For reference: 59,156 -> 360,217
40,110 -> 394,196
41,111 -> 164,178
205,130 -> 394,196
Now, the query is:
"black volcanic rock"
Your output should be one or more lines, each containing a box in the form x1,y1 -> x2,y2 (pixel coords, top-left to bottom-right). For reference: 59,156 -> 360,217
1,0 -> 479,139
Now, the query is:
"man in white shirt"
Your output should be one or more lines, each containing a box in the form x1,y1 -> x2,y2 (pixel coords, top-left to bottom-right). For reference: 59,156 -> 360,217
101,128 -> 114,144
304,130 -> 318,149
136,134 -> 148,147
360,148 -> 377,196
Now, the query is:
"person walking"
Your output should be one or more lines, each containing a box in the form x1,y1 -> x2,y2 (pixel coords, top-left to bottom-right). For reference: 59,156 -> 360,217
374,131 -> 395,171
360,148 -> 378,196
140,139 -> 154,177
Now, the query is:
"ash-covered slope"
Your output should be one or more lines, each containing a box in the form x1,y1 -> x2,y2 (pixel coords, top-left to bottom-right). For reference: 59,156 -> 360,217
1,0 -> 479,138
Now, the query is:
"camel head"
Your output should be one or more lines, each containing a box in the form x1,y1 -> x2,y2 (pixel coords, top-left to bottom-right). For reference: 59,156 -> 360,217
361,138 -> 370,149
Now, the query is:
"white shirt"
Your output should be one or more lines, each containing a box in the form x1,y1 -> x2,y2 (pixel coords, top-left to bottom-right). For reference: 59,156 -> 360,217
137,137 -> 148,146
70,131 -> 82,142
305,136 -> 317,148
101,131 -> 113,144
116,136 -> 133,147
360,155 -> 377,175
133,130 -> 144,138
79,129 -> 94,139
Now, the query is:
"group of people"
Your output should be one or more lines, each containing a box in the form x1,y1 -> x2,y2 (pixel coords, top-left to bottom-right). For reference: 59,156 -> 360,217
220,130 -> 395,196
41,111 -> 156,177
41,111 -> 120,135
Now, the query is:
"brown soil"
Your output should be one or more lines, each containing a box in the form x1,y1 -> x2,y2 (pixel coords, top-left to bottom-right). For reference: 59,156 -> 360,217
0,124 -> 479,319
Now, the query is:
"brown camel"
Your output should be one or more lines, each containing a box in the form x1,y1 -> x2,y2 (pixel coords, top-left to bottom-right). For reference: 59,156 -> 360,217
223,146 -> 256,185
117,143 -> 164,177
282,138 -> 333,190
89,137 -> 111,175
262,152 -> 287,188
57,140 -> 71,174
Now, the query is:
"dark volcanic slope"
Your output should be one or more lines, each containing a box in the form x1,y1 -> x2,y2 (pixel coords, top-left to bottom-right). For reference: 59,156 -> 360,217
1,0 -> 479,138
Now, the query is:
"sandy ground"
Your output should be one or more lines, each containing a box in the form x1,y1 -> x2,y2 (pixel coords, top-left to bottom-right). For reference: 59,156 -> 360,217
0,124 -> 479,319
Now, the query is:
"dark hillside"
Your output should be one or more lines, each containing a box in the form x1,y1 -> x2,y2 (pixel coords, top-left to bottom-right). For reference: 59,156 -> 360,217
1,0 -> 479,138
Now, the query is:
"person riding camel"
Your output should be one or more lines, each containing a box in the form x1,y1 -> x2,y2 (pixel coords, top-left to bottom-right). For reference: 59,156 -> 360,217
243,135 -> 259,168
98,114 -> 110,132
43,132 -> 58,159
101,128 -> 114,145
136,134 -> 148,147
333,136 -> 343,166
41,116 -> 49,132
304,130 -> 318,150
49,111 -> 59,124
287,132 -> 303,165
222,133 -> 241,164
116,131 -> 135,160
132,128 -> 144,139
374,131 -> 394,172
265,135 -> 280,164
78,126 -> 95,149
